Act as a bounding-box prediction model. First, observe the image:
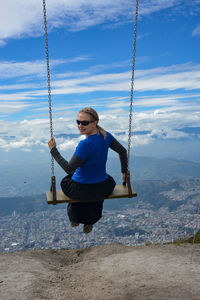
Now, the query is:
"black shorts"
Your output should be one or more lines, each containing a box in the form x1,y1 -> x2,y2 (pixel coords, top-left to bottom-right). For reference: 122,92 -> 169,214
60,174 -> 116,225
60,174 -> 116,202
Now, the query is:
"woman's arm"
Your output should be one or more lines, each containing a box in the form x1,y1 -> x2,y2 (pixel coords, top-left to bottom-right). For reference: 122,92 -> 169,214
109,138 -> 128,173
50,147 -> 84,174
48,138 -> 84,174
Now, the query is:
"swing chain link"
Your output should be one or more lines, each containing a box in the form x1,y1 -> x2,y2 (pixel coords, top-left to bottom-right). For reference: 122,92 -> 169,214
42,0 -> 54,177
127,0 -> 139,171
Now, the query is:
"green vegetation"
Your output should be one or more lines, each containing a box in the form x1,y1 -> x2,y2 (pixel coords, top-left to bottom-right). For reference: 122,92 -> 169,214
145,242 -> 153,246
166,231 -> 200,245
60,248 -> 70,251
186,231 -> 200,244
76,248 -> 85,256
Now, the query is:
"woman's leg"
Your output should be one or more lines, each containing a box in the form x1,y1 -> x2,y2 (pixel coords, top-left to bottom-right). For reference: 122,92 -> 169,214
60,175 -> 114,230
67,201 -> 104,225
83,224 -> 93,234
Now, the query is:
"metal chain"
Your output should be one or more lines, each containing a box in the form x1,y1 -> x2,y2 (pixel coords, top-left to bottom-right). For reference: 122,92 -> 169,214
42,0 -> 138,177
42,0 -> 54,177
127,0 -> 139,171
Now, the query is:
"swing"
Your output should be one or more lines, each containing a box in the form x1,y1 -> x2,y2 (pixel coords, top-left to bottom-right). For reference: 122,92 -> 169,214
43,0 -> 138,205
46,175 -> 136,204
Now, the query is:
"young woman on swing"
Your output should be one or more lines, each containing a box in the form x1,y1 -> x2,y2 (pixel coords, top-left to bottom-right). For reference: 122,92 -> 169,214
48,107 -> 127,234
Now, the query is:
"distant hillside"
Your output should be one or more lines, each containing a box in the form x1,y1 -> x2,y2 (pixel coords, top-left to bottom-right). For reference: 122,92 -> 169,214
108,156 -> 200,181
1,156 -> 200,198
0,194 -> 52,217
1,178 -> 200,216
104,178 -> 200,211
135,156 -> 200,179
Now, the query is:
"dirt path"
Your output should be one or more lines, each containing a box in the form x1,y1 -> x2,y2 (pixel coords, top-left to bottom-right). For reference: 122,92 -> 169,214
0,244 -> 200,300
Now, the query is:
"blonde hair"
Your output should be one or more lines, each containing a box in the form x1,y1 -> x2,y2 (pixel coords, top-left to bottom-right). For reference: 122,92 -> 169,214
79,107 -> 107,139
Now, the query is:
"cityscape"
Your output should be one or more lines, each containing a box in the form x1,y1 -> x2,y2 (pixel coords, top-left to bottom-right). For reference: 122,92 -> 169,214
0,195 -> 199,253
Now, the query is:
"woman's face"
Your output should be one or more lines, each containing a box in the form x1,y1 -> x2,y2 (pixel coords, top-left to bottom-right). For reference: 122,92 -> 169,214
77,112 -> 98,137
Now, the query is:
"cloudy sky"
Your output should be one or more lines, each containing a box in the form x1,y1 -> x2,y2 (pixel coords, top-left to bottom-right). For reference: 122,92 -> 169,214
0,0 -> 200,164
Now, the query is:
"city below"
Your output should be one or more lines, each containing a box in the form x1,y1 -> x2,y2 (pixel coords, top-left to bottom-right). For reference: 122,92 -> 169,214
0,199 -> 199,253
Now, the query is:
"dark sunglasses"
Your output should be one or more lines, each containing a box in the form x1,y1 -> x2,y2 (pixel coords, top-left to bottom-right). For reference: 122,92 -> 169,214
76,120 -> 94,126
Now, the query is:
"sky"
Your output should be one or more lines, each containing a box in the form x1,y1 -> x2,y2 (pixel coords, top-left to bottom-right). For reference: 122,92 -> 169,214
0,0 -> 200,172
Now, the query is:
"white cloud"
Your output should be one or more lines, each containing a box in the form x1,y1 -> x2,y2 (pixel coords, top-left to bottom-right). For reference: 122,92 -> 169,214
139,0 -> 178,16
47,63 -> 200,94
1,0 -> 197,42
0,40 -> 6,47
0,83 -> 40,91
0,60 -> 46,79
1,61 -> 200,116
7,62 -> 195,102
0,98 -> 199,151
192,24 -> 200,36
1,59 -> 200,151
135,63 -> 200,91
0,58 -> 86,79
0,101 -> 32,114
59,136 -> 83,151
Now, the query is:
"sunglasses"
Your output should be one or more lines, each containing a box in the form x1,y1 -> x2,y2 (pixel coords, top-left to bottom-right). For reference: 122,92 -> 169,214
76,120 -> 94,126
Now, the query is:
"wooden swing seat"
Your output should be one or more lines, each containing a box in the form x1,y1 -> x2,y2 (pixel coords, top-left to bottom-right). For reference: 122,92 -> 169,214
46,184 -> 137,205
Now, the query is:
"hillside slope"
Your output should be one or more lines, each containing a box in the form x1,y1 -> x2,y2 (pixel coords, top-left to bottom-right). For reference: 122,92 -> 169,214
0,243 -> 199,300
1,156 -> 200,197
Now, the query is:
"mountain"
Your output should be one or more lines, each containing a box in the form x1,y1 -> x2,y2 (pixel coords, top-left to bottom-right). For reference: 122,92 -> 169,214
1,177 -> 200,217
0,194 -> 51,217
104,177 -> 200,211
1,156 -> 200,198
107,156 -> 200,181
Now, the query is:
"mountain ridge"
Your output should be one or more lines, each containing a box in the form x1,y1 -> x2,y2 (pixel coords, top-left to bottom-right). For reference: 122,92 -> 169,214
1,155 -> 200,197
1,177 -> 200,216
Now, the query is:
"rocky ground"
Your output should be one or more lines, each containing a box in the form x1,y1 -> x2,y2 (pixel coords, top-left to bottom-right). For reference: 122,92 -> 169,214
0,243 -> 200,300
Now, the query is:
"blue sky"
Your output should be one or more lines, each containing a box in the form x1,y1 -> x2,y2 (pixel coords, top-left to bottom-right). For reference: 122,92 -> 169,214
0,0 -> 200,164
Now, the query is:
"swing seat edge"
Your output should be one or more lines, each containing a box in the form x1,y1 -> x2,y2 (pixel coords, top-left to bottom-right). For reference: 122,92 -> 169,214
46,184 -> 137,204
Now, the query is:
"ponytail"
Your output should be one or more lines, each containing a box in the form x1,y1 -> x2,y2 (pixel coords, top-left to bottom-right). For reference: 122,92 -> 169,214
97,125 -> 107,139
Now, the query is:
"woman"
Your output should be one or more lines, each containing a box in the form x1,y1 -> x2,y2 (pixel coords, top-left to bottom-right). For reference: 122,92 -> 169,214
48,107 -> 127,234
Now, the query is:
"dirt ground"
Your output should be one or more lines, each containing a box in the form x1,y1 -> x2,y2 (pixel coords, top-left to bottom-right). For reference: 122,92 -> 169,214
0,243 -> 200,300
